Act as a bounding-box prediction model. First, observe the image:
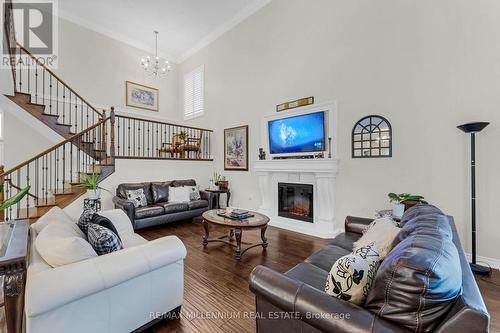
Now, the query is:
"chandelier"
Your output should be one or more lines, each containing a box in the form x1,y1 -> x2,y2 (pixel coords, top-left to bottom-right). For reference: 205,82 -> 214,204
141,31 -> 171,77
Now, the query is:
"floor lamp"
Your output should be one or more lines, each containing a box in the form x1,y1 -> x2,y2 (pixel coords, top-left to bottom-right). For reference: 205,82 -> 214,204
457,121 -> 490,275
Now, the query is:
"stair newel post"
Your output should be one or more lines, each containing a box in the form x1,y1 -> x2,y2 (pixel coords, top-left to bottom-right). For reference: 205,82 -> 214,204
0,165 -> 4,221
110,107 -> 116,163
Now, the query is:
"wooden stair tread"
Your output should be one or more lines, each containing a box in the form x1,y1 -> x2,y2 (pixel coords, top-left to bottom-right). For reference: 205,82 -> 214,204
41,113 -> 59,118
35,198 -> 57,207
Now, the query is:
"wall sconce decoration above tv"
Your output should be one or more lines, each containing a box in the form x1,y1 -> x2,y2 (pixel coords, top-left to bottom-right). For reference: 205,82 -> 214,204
352,115 -> 392,158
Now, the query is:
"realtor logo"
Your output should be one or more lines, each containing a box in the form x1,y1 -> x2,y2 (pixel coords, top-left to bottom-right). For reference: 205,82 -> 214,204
2,0 -> 58,66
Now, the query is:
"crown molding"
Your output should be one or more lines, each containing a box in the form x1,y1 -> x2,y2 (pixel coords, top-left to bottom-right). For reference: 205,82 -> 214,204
57,9 -> 177,62
58,0 -> 272,65
177,0 -> 272,63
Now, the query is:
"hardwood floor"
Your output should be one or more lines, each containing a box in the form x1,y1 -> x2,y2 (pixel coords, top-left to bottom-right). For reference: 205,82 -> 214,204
475,269 -> 500,333
0,219 -> 495,332
138,220 -> 330,333
138,220 -> 500,333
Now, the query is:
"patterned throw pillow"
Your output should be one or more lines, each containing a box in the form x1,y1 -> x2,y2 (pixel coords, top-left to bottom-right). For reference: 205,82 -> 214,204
325,242 -> 380,305
87,223 -> 123,255
353,217 -> 401,259
91,214 -> 121,240
77,206 -> 96,234
187,186 -> 201,201
126,188 -> 148,208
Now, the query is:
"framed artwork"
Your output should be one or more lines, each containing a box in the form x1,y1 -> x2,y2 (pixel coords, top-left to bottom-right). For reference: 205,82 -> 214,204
277,96 -> 314,112
126,81 -> 159,112
224,125 -> 249,171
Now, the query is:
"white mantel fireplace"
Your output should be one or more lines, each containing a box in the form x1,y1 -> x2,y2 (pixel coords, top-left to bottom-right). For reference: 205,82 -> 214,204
254,158 -> 340,238
254,102 -> 340,238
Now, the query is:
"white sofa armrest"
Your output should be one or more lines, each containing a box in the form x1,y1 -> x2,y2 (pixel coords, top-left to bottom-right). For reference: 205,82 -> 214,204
98,209 -> 135,239
26,235 -> 186,317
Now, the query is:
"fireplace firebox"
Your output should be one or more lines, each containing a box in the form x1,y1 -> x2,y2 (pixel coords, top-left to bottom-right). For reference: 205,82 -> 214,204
278,183 -> 313,222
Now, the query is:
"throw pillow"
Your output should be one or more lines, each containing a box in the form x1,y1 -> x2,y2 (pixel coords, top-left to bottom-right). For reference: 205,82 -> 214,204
353,217 -> 401,259
35,220 -> 98,267
186,186 -> 201,201
325,242 -> 380,305
77,206 -> 96,234
87,223 -> 123,255
126,188 -> 148,208
168,186 -> 191,202
33,206 -> 74,234
91,214 -> 121,240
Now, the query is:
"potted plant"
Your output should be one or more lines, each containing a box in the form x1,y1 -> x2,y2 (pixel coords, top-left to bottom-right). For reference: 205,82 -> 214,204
77,173 -> 104,200
211,172 -> 228,191
0,184 -> 30,213
388,193 -> 425,218
177,131 -> 188,143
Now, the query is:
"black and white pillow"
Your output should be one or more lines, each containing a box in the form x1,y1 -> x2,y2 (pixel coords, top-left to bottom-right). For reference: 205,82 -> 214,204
87,223 -> 123,255
125,188 -> 148,208
91,214 -> 121,240
77,206 -> 95,234
187,186 -> 201,201
325,242 -> 380,305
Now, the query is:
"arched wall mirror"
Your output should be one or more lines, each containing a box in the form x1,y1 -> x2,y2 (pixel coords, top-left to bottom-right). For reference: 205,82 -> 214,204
352,115 -> 392,158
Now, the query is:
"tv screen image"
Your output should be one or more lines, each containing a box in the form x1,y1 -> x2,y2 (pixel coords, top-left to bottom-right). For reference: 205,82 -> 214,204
268,111 -> 325,154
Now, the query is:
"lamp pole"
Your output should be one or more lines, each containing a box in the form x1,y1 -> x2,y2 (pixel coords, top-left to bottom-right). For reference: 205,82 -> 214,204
457,121 -> 490,275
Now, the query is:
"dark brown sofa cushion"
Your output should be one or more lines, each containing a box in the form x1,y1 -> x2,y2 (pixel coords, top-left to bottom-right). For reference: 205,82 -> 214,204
304,245 -> 350,272
365,205 -> 462,332
117,183 -> 154,204
151,181 -> 173,203
172,179 -> 196,187
134,205 -> 164,219
157,202 -> 189,214
188,200 -> 209,210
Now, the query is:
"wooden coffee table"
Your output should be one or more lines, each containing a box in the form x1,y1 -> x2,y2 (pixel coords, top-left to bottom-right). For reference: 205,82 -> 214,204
201,209 -> 270,260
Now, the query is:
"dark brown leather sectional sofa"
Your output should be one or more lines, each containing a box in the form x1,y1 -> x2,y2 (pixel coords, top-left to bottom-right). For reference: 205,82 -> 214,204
113,179 -> 213,230
249,205 -> 490,332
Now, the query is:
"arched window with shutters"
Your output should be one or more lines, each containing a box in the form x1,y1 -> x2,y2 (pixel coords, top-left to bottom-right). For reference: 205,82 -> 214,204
352,115 -> 392,158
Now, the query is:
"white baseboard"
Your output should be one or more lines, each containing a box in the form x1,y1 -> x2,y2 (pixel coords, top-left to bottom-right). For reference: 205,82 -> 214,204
465,253 -> 500,270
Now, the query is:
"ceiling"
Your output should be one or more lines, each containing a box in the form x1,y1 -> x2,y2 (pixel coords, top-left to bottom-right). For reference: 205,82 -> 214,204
58,0 -> 271,63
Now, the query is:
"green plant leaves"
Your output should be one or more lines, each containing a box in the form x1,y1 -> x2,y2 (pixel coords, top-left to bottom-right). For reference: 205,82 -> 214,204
388,192 -> 424,203
0,186 -> 30,211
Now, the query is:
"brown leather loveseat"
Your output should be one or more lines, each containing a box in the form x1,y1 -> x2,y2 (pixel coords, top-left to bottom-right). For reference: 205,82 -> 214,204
249,205 -> 490,333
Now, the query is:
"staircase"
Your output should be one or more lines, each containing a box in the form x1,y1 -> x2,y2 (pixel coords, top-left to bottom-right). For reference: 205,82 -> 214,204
0,2 -> 116,222
0,112 -> 116,223
0,1 -> 213,223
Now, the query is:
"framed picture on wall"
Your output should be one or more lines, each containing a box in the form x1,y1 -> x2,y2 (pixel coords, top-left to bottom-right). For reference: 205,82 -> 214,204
125,81 -> 159,112
224,125 -> 249,171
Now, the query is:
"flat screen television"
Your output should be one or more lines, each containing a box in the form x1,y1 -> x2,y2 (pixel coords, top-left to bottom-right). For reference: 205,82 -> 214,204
268,111 -> 325,154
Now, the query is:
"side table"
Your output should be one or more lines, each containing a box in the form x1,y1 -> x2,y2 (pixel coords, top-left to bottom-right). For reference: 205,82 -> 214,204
205,189 -> 231,209
84,198 -> 101,212
0,220 -> 29,333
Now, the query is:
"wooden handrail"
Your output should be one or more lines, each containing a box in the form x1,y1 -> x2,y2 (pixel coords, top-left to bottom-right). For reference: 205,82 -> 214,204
15,42 -> 102,117
116,114 -> 214,132
0,116 -> 110,178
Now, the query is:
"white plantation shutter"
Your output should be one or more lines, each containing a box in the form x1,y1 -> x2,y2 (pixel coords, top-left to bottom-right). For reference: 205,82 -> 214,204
184,65 -> 204,120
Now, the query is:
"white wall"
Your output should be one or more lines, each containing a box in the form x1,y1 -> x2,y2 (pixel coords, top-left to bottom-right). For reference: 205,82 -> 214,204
56,18 -> 179,121
178,0 -> 500,260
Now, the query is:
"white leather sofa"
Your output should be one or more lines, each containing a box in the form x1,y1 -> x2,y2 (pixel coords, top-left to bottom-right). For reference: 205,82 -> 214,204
25,208 -> 186,333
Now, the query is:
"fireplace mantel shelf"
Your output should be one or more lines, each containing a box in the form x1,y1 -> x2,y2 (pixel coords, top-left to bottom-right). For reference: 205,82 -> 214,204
254,158 -> 339,175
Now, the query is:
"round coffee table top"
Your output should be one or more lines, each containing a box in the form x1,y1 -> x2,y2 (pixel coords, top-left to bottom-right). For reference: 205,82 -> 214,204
202,209 -> 269,228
